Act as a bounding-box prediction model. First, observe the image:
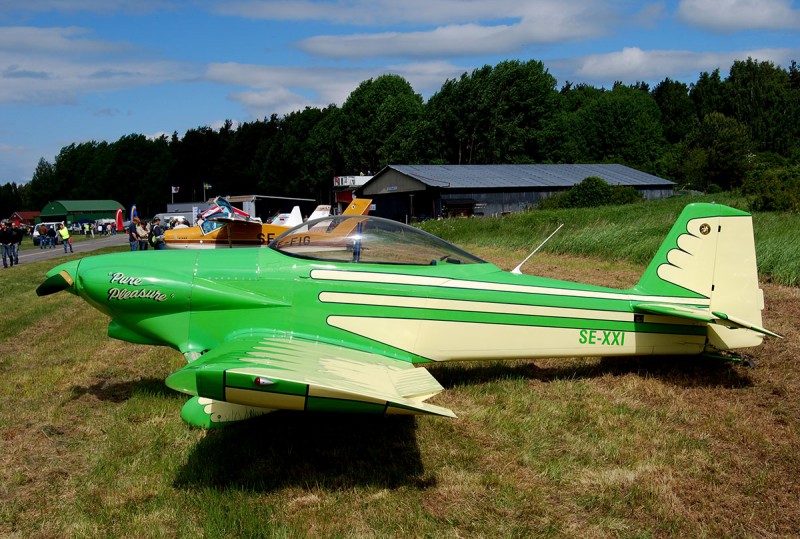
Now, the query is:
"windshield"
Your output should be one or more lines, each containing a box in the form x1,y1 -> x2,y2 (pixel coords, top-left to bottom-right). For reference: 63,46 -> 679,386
200,219 -> 224,235
269,216 -> 485,265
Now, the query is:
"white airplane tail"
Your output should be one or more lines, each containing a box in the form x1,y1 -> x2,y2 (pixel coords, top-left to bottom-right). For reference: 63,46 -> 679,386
632,203 -> 778,350
309,205 -> 332,220
272,206 -> 304,227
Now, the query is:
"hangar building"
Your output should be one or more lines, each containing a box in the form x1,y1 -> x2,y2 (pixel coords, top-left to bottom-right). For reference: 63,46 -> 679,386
39,200 -> 125,224
356,164 -> 674,221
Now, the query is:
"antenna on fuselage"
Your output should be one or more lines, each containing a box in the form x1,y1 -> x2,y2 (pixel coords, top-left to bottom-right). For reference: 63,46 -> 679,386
511,224 -> 563,275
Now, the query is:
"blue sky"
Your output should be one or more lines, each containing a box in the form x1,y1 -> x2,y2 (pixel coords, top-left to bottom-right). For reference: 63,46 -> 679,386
1,0 -> 798,184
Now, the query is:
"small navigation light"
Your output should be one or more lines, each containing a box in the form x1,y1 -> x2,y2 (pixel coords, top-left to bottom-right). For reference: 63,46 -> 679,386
254,377 -> 274,386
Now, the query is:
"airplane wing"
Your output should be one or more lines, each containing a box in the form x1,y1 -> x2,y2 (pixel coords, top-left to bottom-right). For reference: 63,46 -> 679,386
166,336 -> 455,427
632,302 -> 782,338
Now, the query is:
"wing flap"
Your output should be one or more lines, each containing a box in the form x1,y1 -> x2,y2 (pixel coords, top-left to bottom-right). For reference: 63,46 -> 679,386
166,336 -> 456,422
391,367 -> 445,400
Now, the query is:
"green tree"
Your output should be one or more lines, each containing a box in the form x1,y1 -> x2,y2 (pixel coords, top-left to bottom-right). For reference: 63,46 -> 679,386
339,74 -> 424,174
0,182 -> 24,217
690,69 -> 727,120
570,85 -> 666,169
305,106 -> 346,200
26,158 -> 57,209
726,58 -> 795,155
651,78 -> 698,144
680,112 -> 752,190
262,107 -> 328,198
172,126 -> 223,201
427,60 -> 559,164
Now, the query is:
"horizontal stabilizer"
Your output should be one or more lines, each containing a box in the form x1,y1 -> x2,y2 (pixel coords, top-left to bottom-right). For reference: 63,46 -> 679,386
633,302 -> 714,322
711,311 -> 783,338
633,302 -> 781,338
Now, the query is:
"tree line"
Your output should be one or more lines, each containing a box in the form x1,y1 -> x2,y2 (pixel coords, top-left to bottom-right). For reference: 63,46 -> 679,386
2,57 -> 799,218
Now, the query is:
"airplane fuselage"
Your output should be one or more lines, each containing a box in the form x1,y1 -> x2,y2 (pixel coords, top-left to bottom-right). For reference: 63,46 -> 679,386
66,247 -> 710,365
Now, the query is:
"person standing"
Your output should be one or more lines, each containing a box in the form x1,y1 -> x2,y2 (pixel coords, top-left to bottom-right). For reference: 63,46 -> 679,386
58,223 -> 74,253
136,219 -> 150,251
0,221 -> 13,268
128,217 -> 140,251
9,222 -> 23,265
47,226 -> 56,248
38,224 -> 47,249
151,217 -> 166,250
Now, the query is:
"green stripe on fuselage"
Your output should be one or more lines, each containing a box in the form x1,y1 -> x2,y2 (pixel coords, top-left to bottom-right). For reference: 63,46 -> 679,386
321,306 -> 707,336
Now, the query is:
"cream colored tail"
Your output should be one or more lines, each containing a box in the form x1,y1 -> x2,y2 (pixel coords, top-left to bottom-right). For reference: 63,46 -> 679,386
633,203 -> 775,350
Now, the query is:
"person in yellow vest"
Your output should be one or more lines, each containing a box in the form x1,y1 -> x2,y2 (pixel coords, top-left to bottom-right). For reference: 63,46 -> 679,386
58,223 -> 73,254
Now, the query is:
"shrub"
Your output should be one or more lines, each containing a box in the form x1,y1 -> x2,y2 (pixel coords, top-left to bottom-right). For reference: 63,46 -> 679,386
537,176 -> 643,209
743,166 -> 800,212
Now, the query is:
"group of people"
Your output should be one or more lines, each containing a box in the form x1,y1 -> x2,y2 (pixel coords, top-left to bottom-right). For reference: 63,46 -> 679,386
37,224 -> 58,249
34,223 -> 74,254
128,216 -> 166,251
0,221 -> 24,268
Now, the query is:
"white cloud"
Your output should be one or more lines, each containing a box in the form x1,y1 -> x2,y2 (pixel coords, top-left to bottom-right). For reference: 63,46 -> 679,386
567,46 -> 797,84
219,1 -> 617,59
0,26 -> 126,54
677,0 -> 800,31
633,2 -> 667,27
0,143 -> 25,154
0,26 -> 197,105
205,60 -> 468,117
215,0 -> 607,26
0,0 -> 175,15
299,2 -> 617,58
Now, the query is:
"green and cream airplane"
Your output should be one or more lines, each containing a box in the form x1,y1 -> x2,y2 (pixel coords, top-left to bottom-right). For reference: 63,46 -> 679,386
37,203 -> 780,428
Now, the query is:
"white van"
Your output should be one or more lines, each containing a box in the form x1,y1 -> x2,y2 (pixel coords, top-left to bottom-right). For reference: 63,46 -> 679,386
32,221 -> 64,245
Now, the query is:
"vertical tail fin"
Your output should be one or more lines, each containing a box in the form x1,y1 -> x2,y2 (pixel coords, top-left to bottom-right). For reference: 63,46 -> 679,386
343,198 -> 372,215
633,203 -> 769,349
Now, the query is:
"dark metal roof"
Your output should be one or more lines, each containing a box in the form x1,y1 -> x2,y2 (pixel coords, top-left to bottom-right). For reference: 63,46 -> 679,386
379,164 -> 674,189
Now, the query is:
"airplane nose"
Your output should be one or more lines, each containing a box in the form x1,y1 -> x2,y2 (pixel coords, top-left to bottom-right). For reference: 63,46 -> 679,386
36,260 -> 80,296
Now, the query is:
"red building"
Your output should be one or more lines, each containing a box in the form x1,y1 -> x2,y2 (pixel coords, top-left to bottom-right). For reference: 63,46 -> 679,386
8,211 -> 41,226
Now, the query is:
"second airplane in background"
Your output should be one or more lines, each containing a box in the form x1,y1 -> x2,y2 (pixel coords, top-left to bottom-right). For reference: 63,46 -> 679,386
164,197 -> 371,249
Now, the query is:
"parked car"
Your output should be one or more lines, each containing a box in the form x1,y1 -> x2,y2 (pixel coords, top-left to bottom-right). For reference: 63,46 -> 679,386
32,222 -> 64,245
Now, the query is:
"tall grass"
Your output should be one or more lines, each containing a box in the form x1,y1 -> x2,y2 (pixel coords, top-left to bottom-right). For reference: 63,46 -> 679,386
420,193 -> 800,286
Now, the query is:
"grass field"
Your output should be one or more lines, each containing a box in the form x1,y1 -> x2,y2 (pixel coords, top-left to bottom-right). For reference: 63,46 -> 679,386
1,201 -> 798,538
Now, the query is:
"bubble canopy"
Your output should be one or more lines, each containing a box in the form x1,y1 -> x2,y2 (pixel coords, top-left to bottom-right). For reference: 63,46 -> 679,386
269,215 -> 486,266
